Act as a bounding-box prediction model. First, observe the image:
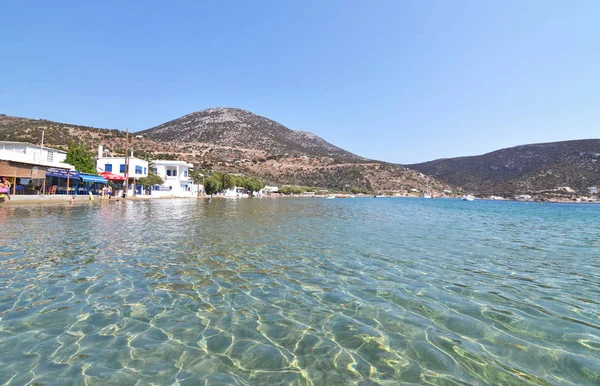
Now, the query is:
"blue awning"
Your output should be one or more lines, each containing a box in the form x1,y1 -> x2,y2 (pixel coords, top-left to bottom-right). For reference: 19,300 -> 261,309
46,168 -> 80,178
79,174 -> 108,183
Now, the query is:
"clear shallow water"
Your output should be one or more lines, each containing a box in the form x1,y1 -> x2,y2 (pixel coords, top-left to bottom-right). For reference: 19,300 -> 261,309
0,198 -> 599,385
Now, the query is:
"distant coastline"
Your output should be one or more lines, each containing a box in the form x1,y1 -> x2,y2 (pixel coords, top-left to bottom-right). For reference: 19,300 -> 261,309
3,193 -> 598,206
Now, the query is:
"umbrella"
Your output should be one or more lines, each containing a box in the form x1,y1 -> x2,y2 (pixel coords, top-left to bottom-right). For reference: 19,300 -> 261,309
99,171 -> 127,181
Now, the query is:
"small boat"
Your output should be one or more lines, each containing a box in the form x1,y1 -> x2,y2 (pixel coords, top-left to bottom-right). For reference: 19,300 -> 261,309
462,195 -> 475,201
374,194 -> 387,198
423,182 -> 433,199
325,195 -> 336,199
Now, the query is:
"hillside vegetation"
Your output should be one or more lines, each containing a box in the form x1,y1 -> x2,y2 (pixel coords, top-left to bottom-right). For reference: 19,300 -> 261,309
408,140 -> 600,195
0,111 -> 447,194
4,112 -> 598,197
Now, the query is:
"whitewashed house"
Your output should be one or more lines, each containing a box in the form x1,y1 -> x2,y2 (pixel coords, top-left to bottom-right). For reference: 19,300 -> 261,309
515,194 -> 532,201
96,146 -> 148,196
150,160 -> 200,197
261,185 -> 279,195
222,186 -> 249,198
0,141 -> 73,169
0,141 -> 75,195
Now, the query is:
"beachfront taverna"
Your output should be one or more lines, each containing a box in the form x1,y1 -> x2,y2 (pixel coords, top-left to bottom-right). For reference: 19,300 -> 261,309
0,141 -> 76,194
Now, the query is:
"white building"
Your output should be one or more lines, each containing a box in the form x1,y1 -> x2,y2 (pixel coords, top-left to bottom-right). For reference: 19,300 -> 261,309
261,185 -> 279,194
222,186 -> 249,198
0,141 -> 73,170
96,146 -> 148,196
150,160 -> 200,197
515,194 -> 532,201
0,141 -> 75,194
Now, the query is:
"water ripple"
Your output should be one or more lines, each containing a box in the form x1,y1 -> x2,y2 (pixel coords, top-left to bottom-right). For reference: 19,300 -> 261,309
0,198 -> 599,385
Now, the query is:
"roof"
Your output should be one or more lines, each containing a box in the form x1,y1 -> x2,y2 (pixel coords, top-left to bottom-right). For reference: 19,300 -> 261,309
151,160 -> 193,167
80,174 -> 108,183
97,156 -> 147,162
0,141 -> 67,154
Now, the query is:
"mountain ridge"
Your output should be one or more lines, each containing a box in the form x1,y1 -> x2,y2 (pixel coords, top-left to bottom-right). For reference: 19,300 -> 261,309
3,109 -> 598,197
137,107 -> 361,160
408,138 -> 600,196
0,110 -> 445,194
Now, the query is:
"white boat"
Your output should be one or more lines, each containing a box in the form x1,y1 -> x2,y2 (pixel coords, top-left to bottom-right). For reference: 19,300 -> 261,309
462,195 -> 475,201
423,182 -> 433,198
325,195 -> 336,199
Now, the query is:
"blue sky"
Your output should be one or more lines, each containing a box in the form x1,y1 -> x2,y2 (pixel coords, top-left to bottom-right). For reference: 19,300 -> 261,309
1,0 -> 598,163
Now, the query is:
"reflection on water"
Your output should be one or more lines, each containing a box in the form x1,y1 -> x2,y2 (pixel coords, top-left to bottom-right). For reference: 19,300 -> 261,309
1,198 -> 599,385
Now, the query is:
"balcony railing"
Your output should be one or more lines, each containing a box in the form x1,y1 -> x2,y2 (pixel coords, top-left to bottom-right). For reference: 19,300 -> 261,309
164,176 -> 191,181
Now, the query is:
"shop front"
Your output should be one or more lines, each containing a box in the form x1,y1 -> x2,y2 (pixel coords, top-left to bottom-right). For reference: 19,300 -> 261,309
0,160 -> 48,195
45,168 -> 80,195
79,174 -> 109,195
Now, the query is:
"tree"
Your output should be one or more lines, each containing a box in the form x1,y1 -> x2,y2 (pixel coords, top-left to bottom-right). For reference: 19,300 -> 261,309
189,167 -> 205,196
202,172 -> 263,195
221,173 -> 235,190
204,175 -> 222,195
189,168 -> 204,185
138,163 -> 164,188
137,173 -> 164,187
243,177 -> 263,193
65,141 -> 97,174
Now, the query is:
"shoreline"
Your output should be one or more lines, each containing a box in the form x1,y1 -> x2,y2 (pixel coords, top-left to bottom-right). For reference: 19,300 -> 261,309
2,194 -> 598,206
0,194 -> 206,206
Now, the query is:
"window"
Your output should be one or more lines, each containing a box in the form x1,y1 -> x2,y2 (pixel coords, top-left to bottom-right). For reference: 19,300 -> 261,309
119,164 -> 125,173
184,170 -> 188,177
47,151 -> 54,162
143,167 -> 147,175
105,164 -> 113,172
166,170 -> 172,176
135,166 -> 142,174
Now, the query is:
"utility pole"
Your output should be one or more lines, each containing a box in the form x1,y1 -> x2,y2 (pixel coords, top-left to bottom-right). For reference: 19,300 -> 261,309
40,129 -> 46,194
124,128 -> 129,197
40,129 -> 45,159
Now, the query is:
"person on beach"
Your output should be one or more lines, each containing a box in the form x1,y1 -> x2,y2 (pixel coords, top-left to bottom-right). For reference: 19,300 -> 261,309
0,177 -> 11,202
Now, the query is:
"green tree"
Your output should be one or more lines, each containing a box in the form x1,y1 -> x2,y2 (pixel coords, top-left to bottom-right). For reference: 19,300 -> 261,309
138,163 -> 164,188
65,141 -> 97,174
243,177 -> 263,193
137,173 -> 164,187
189,168 -> 204,185
189,167 -> 205,195
221,173 -> 235,190
204,175 -> 222,195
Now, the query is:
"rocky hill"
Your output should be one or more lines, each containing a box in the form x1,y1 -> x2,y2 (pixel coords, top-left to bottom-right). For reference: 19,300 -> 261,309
408,139 -> 600,196
138,108 -> 360,160
0,111 -> 447,194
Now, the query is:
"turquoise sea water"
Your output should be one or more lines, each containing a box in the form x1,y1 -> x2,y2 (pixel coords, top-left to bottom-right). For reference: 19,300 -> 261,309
0,198 -> 599,385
